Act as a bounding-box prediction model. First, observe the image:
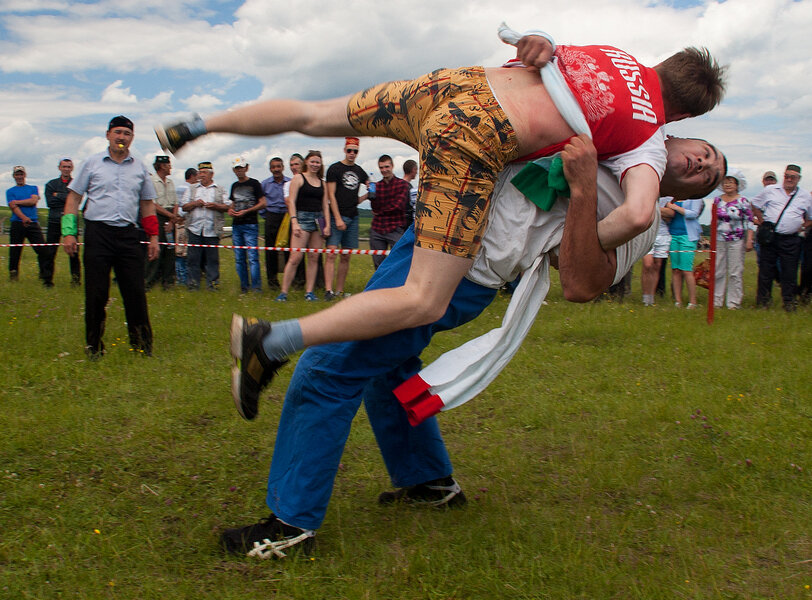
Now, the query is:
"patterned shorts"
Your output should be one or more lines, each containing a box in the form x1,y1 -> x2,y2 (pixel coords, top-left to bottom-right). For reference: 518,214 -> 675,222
347,67 -> 519,259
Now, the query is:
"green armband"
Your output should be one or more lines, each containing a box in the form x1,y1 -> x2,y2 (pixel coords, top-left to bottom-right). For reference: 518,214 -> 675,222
61,213 -> 78,237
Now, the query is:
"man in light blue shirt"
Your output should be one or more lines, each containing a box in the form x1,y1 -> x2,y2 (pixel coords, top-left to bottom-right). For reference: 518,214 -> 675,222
62,115 -> 159,358
260,157 -> 290,290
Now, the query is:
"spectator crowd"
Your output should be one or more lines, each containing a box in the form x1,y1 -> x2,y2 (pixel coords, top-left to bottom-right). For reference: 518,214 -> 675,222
5,135 -> 417,302
5,141 -> 812,313
637,165 -> 812,312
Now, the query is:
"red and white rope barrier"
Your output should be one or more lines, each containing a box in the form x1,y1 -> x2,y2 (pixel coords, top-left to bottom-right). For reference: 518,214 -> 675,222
0,241 -> 391,255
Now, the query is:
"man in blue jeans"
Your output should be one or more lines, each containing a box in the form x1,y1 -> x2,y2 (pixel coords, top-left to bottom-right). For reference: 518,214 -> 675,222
324,137 -> 368,299
228,157 -> 266,293
224,228 -> 493,557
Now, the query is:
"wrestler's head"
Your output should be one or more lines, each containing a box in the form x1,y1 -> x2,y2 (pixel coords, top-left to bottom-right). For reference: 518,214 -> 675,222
661,137 -> 726,199
655,48 -> 727,122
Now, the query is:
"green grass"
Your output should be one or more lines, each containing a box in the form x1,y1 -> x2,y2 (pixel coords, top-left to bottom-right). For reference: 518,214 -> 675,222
1,241 -> 810,599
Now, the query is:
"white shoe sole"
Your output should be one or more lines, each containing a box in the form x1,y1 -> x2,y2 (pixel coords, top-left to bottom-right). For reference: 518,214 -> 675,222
231,366 -> 247,418
230,313 -> 244,366
230,314 -> 246,417
154,125 -> 171,152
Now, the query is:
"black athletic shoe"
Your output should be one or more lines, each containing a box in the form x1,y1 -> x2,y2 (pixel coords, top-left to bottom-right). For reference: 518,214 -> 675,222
155,114 -> 201,154
378,476 -> 467,508
230,314 -> 287,420
220,514 -> 315,559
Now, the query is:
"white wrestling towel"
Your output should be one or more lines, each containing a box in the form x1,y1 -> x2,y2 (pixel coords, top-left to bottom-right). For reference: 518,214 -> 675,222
394,255 -> 550,426
496,22 -> 591,138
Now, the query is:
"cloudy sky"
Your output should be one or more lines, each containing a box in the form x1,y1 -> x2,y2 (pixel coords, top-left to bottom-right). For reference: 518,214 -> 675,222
2,0 -> 811,212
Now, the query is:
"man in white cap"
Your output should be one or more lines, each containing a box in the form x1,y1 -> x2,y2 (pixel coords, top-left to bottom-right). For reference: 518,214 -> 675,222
6,165 -> 48,284
229,157 -> 266,293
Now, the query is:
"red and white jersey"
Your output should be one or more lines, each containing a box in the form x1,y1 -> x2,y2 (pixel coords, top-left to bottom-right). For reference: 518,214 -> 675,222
505,45 -> 667,179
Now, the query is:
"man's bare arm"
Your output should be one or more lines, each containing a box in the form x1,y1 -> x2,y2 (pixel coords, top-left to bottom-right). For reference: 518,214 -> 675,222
9,203 -> 28,222
326,181 -> 344,227
11,192 -> 39,207
558,135 -> 617,302
154,202 -> 175,219
595,164 -> 658,249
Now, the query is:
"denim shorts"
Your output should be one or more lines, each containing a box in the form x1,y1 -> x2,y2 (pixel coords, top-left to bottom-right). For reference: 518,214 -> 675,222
326,215 -> 359,248
296,210 -> 322,233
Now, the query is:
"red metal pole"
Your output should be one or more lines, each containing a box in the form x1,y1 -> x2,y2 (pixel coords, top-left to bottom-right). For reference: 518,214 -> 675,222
707,199 -> 718,324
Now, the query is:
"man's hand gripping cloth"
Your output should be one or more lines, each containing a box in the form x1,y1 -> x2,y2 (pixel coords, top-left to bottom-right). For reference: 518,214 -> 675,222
394,163 -> 660,426
497,23 -> 591,138
497,23 -> 592,210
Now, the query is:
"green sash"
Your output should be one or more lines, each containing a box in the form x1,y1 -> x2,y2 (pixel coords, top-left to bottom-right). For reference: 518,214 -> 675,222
509,155 -> 570,211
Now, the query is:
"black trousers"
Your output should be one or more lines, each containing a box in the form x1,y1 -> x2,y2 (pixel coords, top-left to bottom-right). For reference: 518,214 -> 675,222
9,220 -> 47,279
41,216 -> 81,284
83,221 -> 152,354
756,233 -> 802,308
144,215 -> 175,289
799,234 -> 812,300
186,231 -> 220,289
263,212 -> 289,287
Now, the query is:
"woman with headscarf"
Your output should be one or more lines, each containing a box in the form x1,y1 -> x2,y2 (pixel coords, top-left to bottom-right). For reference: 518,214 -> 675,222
713,169 -> 754,309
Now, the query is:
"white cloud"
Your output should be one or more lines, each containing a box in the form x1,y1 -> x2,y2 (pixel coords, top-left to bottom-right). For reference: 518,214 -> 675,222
0,120 -> 41,165
182,94 -> 223,113
101,80 -> 137,104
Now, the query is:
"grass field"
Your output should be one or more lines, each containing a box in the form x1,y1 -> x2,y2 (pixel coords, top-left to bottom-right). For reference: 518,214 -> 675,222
1,238 -> 810,599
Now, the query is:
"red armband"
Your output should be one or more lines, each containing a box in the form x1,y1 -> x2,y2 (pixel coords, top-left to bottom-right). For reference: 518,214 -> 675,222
142,214 -> 159,237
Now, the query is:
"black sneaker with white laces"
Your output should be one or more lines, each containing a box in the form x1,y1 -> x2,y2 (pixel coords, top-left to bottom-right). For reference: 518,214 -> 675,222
220,514 -> 315,559
378,476 -> 467,508
230,314 -> 288,420
154,114 -> 203,154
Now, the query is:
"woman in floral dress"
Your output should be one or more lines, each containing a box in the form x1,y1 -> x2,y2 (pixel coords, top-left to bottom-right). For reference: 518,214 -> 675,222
713,170 -> 754,309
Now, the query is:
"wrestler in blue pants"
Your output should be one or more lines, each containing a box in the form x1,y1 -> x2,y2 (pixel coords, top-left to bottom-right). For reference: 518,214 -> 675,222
266,227 -> 498,530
